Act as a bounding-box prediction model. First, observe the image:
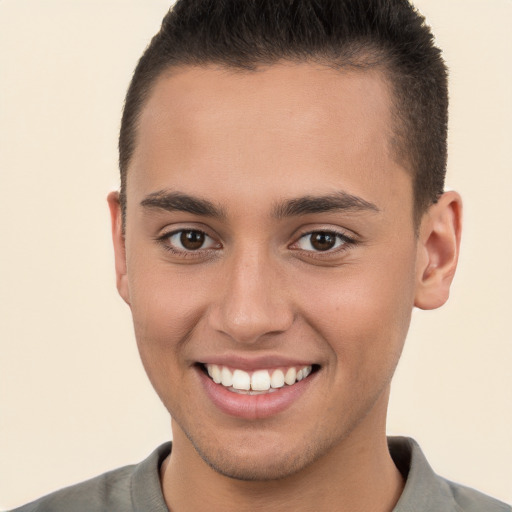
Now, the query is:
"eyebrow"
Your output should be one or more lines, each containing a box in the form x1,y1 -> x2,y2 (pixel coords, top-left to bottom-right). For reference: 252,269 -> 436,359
140,190 -> 379,219
272,192 -> 380,218
140,190 -> 226,218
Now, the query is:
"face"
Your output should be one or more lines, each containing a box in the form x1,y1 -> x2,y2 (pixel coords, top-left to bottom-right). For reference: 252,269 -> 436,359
115,63 -> 422,480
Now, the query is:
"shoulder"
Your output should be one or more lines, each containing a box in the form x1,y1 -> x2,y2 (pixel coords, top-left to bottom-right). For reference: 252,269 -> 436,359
389,437 -> 511,512
9,465 -> 135,512
9,443 -> 171,512
441,478 -> 511,512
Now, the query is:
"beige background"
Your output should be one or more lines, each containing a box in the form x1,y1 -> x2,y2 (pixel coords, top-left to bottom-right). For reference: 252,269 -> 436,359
0,0 -> 511,509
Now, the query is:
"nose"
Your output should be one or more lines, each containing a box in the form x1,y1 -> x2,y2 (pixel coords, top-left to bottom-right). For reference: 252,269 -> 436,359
208,247 -> 294,345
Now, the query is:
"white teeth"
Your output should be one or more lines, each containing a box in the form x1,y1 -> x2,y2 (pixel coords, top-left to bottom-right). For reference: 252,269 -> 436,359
204,364 -> 314,391
210,365 -> 221,384
251,370 -> 271,391
221,367 -> 233,387
232,369 -> 251,390
284,367 -> 297,385
270,369 -> 285,388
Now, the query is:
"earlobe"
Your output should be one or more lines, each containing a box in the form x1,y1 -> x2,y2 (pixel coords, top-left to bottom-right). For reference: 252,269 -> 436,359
414,191 -> 463,310
107,191 -> 131,306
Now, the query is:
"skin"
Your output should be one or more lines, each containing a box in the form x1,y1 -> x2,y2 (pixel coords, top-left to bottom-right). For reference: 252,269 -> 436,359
108,62 -> 462,512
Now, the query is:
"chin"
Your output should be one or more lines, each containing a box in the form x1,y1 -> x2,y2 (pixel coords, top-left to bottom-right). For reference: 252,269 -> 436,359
186,427 -> 331,482
198,447 -> 312,482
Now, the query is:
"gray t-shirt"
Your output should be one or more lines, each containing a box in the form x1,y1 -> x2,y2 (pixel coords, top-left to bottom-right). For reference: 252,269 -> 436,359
11,437 -> 511,512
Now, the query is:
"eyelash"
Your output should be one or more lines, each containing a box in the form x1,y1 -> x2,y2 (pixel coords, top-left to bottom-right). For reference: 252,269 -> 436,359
156,229 -> 219,259
290,229 -> 356,256
156,228 -> 356,258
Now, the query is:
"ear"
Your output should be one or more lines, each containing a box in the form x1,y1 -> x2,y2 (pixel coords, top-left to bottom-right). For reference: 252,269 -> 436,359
107,191 -> 131,306
414,191 -> 463,310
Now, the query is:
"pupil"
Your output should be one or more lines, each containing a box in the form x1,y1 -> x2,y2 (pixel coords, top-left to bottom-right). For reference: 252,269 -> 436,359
181,230 -> 205,250
311,232 -> 335,251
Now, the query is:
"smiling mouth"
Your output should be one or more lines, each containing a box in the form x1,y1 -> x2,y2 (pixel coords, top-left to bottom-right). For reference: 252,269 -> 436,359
198,363 -> 320,395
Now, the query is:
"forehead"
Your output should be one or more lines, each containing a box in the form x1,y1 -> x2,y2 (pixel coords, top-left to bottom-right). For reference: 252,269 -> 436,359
128,62 -> 411,217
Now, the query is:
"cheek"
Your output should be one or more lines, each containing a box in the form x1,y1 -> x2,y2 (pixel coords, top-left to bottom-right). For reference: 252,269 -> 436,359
126,255 -> 208,387
128,268 -> 206,416
296,255 -> 416,376
127,250 -> 205,340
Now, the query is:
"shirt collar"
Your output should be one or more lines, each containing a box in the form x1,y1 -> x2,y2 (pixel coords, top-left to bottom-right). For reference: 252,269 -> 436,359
389,436 -> 461,512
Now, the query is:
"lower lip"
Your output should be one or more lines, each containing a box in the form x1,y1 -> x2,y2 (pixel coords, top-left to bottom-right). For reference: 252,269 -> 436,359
197,367 -> 317,420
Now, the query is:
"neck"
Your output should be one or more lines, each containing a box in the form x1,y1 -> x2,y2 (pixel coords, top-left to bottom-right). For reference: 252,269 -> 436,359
160,392 -> 403,512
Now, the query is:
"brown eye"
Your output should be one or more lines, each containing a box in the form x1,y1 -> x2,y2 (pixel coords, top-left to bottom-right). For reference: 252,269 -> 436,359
180,230 -> 205,250
294,231 -> 349,253
165,230 -> 219,252
310,232 -> 336,251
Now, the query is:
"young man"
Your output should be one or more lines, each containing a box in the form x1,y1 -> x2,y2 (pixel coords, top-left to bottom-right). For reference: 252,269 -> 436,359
12,1 -> 510,511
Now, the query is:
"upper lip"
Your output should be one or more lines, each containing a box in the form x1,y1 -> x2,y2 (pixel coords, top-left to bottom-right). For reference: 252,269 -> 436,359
196,353 -> 317,371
